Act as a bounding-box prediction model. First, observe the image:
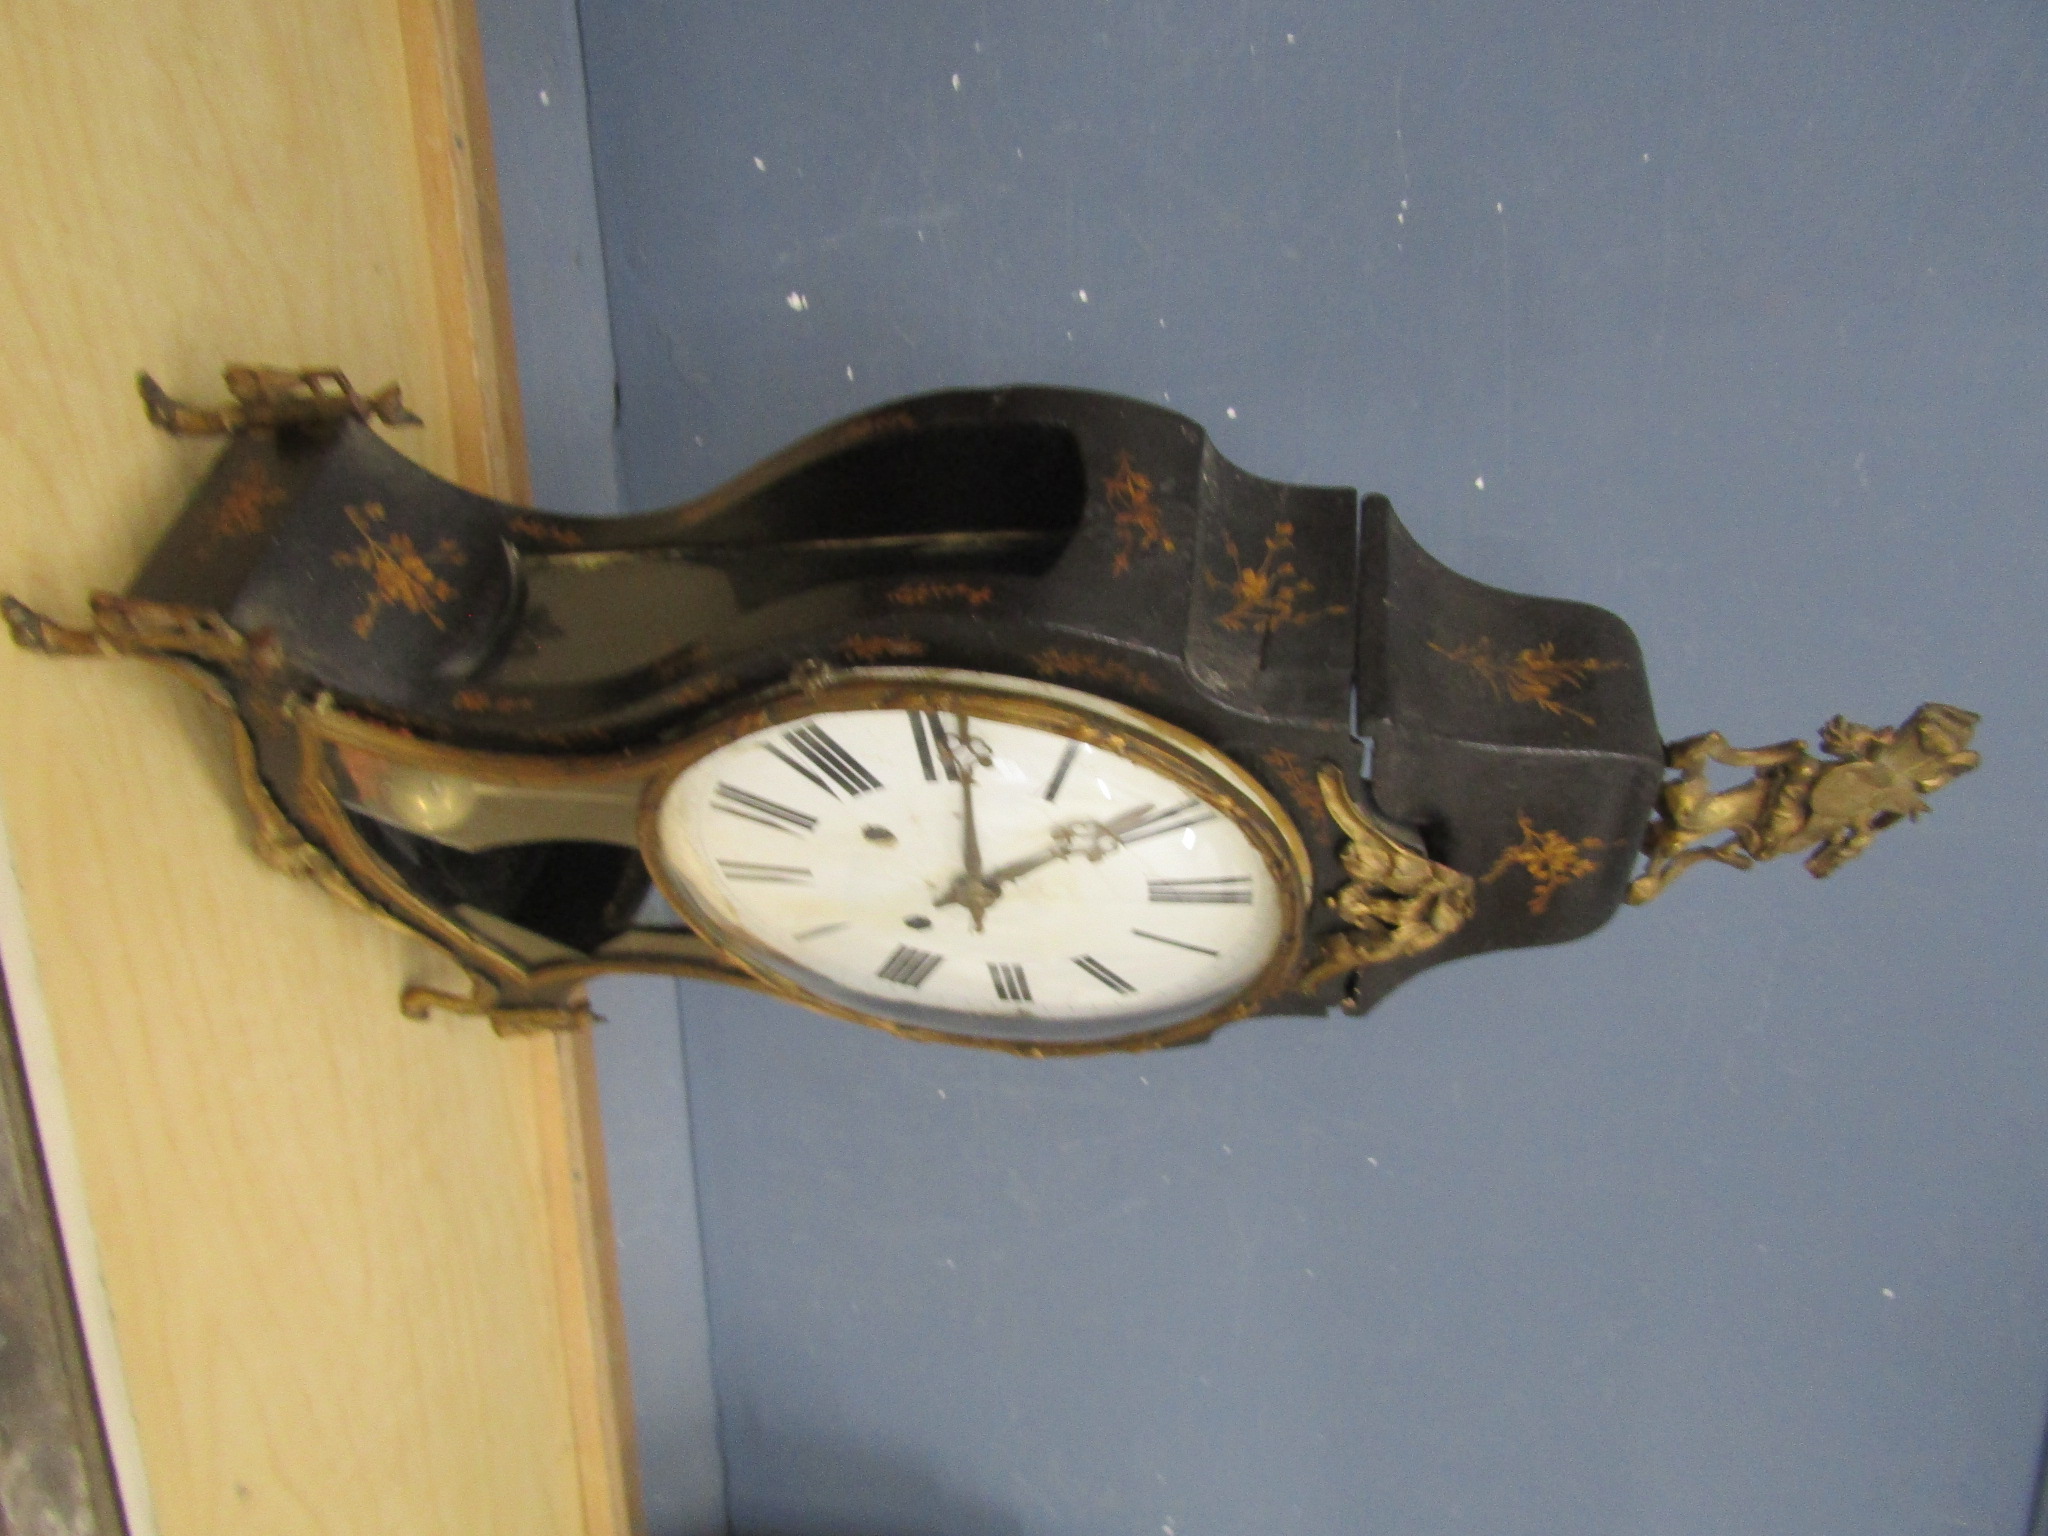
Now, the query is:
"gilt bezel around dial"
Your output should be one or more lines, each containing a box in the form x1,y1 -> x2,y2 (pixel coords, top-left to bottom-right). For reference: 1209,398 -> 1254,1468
638,669 -> 1316,1054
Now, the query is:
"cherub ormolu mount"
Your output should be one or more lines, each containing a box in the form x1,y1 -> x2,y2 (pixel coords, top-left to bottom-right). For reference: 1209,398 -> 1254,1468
3,367 -> 1980,1051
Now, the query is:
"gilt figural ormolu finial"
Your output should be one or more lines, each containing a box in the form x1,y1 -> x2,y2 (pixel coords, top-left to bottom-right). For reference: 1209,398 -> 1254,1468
1627,703 -> 1980,904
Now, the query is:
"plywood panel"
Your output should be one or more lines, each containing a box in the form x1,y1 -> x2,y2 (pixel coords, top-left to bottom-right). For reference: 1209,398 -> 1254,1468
0,4 -> 631,1533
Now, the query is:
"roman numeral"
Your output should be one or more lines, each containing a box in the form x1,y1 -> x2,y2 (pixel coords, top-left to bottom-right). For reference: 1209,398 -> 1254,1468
909,710 -> 960,782
1147,876 -> 1252,904
1043,740 -> 1079,802
1118,798 -> 1216,844
713,783 -> 816,835
988,962 -> 1032,1002
718,860 -> 812,884
1072,954 -> 1136,995
771,723 -> 881,797
1131,928 -> 1220,957
877,945 -> 943,988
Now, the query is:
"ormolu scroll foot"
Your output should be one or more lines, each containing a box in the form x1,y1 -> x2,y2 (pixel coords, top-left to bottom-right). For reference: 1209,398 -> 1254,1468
3,596 -> 109,656
138,364 -> 422,436
4,592 -> 265,671
401,979 -> 597,1037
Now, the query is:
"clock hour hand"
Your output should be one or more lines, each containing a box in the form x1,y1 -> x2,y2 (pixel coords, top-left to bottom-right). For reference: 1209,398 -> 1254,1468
934,802 -> 1156,915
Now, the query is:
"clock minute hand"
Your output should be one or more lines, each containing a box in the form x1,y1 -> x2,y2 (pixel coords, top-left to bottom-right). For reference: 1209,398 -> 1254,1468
982,802 -> 1156,888
936,802 -> 1157,915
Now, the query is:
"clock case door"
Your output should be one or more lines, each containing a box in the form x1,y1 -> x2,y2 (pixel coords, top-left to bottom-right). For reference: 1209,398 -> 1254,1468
75,384 -> 1663,1045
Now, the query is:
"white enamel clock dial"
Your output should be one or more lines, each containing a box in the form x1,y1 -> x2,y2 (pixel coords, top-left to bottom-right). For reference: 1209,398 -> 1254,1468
649,673 -> 1307,1047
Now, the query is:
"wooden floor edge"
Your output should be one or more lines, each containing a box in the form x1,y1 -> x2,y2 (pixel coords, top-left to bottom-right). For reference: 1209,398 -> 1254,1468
397,2 -> 642,1531
399,0 -> 534,505
553,1030 -> 649,1536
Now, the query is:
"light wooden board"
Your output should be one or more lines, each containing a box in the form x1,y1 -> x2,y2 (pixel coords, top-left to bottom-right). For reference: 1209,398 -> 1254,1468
0,3 -> 635,1533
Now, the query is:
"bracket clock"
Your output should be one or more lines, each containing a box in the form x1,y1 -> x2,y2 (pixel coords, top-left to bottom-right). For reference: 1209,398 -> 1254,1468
4,368 -> 1981,1051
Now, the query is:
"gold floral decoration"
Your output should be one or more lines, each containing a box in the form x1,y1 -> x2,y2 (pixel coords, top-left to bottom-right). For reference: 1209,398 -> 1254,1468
1027,646 -> 1163,695
887,579 -> 994,609
1104,451 -> 1175,574
332,502 -> 466,639
1209,523 -> 1345,635
1428,637 -> 1623,727
839,633 -> 928,662
663,672 -> 737,710
1481,814 -> 1606,914
202,461 -> 288,549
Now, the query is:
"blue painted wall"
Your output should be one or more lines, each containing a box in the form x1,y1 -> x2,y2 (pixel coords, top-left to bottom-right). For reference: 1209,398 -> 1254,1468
521,3 -> 2047,1531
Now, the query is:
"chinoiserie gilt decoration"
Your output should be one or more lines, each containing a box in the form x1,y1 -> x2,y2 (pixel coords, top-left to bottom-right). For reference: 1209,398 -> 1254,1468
1626,705 -> 1980,904
1208,523 -> 1346,637
1428,637 -> 1624,728
1483,816 -> 1608,915
334,502 -> 466,638
1104,451 -> 1174,574
2,366 -> 1981,1051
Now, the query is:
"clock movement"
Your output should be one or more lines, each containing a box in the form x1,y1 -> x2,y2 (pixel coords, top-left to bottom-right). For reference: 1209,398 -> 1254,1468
3,367 -> 1980,1051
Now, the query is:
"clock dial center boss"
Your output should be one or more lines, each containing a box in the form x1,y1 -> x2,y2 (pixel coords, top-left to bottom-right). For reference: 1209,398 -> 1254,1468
646,673 -> 1312,1047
